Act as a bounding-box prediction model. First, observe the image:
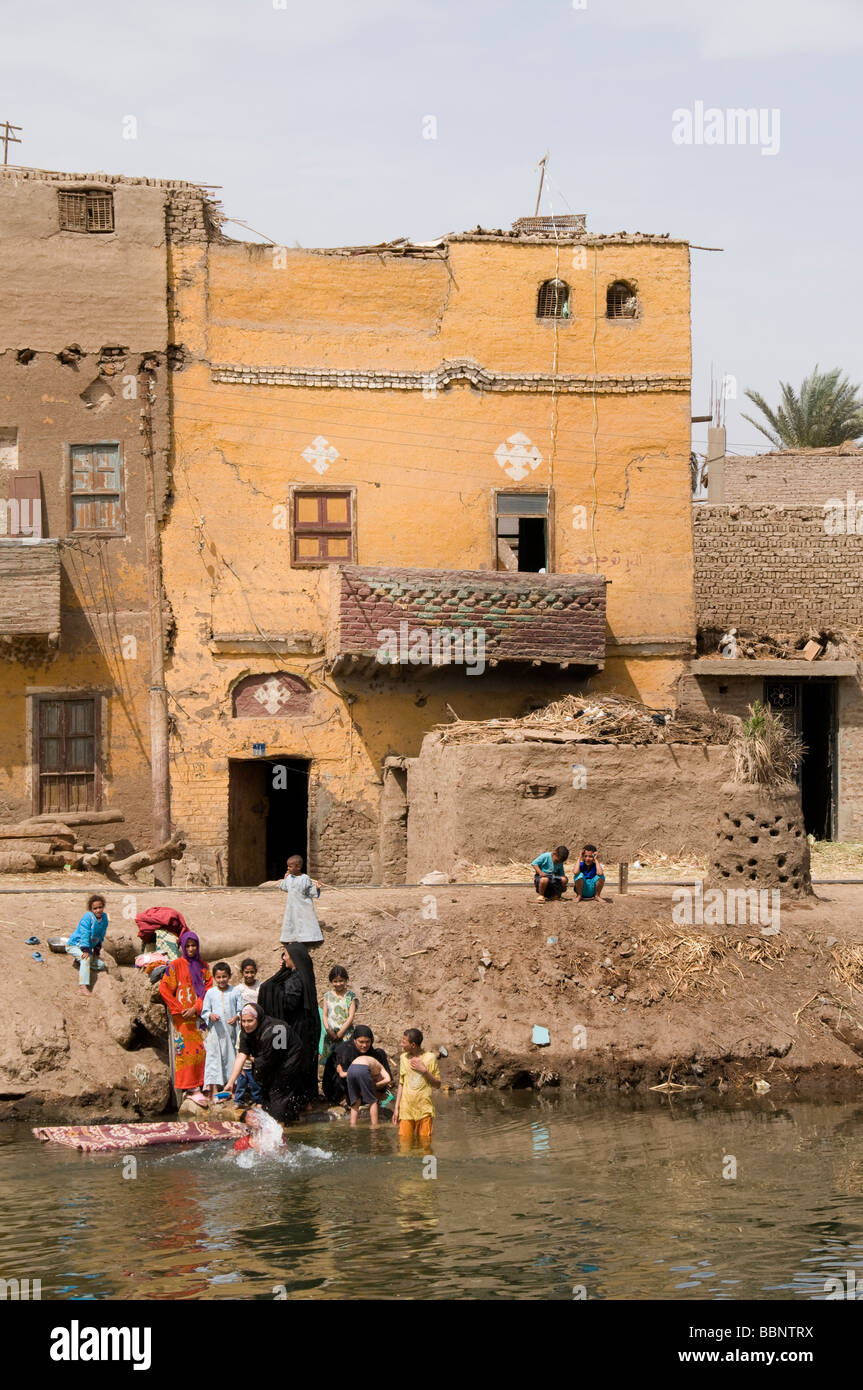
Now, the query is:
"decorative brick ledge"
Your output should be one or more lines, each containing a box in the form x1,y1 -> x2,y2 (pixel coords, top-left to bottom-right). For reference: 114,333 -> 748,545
329,565 -> 606,670
212,358 -> 689,396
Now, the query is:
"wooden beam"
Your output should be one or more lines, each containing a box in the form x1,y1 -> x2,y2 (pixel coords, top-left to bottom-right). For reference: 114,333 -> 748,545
27,811 -> 124,827
0,822 -> 74,841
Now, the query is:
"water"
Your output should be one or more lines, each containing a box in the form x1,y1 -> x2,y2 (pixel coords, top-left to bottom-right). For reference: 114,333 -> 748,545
5,1092 -> 863,1300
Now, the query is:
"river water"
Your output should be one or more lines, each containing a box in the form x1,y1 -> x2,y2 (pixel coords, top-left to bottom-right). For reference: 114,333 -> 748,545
4,1092 -> 863,1300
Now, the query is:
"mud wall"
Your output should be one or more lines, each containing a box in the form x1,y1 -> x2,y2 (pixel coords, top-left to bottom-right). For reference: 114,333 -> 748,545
405,736 -> 732,880
720,448 -> 863,508
693,504 -> 861,630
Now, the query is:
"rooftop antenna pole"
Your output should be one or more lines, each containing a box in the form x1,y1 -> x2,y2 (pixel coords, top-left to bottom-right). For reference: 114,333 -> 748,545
0,120 -> 21,165
534,151 -> 549,217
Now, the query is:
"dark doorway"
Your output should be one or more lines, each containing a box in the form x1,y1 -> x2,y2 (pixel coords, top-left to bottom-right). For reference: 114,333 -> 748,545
516,516 -> 547,572
800,682 -> 836,840
765,679 -> 836,840
228,757 -> 309,886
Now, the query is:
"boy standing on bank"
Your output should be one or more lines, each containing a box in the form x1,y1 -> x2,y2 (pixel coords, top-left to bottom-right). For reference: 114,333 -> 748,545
393,1028 -> 441,1147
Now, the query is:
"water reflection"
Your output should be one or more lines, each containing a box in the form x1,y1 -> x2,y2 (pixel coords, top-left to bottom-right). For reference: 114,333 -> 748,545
6,1094 -> 863,1299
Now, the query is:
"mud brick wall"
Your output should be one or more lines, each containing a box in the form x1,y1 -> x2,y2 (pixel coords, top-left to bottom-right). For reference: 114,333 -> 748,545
722,451 -> 863,507
693,505 -> 863,630
0,540 -> 61,636
332,566 -> 607,664
406,736 -> 732,876
838,677 -> 863,841
165,188 -> 221,244
309,799 -> 378,885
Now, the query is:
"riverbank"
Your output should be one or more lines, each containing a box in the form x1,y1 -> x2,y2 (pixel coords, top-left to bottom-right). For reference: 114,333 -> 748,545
4,882 -> 863,1123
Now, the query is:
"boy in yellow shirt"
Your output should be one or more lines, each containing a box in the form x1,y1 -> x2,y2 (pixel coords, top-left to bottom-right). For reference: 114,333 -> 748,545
393,1028 -> 441,1147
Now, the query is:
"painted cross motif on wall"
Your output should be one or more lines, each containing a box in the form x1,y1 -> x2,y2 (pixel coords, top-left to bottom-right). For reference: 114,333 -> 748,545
302,436 -> 339,475
232,673 -> 313,718
494,432 -> 543,482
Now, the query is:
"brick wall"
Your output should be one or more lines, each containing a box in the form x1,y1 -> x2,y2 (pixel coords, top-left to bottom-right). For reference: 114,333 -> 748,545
331,565 -> 607,665
0,541 -> 60,636
722,450 -> 863,507
693,505 -> 863,630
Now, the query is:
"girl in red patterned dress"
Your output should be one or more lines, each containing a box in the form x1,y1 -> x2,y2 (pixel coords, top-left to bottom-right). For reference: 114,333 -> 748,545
159,931 -> 213,1108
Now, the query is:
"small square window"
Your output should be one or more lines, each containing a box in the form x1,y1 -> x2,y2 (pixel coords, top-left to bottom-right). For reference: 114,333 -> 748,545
58,189 -> 115,234
292,490 -> 354,565
68,444 -> 124,535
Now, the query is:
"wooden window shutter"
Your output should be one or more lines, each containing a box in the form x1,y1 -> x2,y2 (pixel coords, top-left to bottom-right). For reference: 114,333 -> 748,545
8,471 -> 43,537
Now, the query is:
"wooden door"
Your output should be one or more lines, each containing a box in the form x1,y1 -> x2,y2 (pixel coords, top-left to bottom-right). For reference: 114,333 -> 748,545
37,696 -> 98,814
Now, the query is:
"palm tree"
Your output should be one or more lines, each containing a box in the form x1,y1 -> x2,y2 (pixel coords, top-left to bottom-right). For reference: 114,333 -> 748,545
742,366 -> 863,449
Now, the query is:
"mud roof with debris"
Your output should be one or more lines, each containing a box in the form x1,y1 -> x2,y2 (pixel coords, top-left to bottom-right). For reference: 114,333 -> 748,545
434,693 -> 732,746
697,629 -> 860,661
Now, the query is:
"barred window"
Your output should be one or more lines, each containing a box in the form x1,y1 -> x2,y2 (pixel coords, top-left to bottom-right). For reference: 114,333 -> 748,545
606,280 -> 638,319
536,279 -> 570,319
58,189 -> 115,234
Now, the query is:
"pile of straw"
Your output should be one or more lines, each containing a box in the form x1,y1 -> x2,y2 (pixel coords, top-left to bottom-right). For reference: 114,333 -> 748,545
435,694 -> 733,747
637,923 -> 787,998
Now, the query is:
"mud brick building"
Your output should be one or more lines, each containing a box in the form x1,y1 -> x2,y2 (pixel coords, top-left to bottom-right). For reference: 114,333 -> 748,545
684,443 -> 863,840
0,168 -> 217,847
164,212 -> 696,884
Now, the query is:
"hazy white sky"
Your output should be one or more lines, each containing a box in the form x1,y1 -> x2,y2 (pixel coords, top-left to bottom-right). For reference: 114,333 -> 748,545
3,0 -> 861,451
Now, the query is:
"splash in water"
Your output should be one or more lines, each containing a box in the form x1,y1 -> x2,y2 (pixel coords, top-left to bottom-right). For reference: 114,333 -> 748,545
247,1107 -> 285,1155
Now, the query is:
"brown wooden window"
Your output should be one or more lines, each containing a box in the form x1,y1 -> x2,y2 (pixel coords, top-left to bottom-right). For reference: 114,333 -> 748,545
606,280 -> 638,319
537,279 -> 570,319
293,491 -> 354,564
58,189 -> 115,233
68,444 -> 124,535
36,696 -> 99,814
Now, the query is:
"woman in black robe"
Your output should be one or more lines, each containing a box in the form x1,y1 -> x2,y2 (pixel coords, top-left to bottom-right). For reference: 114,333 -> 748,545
258,943 -> 320,1105
227,1002 -> 306,1124
322,1024 -> 394,1107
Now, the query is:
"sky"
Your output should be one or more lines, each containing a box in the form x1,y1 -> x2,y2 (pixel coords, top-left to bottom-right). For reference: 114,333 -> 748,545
2,0 -> 861,453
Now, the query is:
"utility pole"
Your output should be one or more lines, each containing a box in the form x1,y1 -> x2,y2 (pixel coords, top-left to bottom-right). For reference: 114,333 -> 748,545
1,120 -> 21,165
534,151 -> 549,216
139,368 -> 173,886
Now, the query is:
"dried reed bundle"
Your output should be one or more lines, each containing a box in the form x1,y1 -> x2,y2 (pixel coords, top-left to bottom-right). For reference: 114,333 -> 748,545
731,701 -> 805,786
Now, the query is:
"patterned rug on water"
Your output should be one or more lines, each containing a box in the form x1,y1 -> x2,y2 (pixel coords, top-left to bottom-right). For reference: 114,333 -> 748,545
32,1120 -> 245,1151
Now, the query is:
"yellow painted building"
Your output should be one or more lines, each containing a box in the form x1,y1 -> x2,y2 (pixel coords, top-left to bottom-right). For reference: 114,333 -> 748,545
164,214 -> 695,884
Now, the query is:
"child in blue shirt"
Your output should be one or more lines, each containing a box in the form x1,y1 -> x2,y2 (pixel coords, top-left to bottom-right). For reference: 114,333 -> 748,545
573,844 -> 606,900
531,846 -> 570,901
66,893 -> 109,994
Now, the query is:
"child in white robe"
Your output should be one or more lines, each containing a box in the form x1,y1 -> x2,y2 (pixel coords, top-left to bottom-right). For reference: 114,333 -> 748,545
202,962 -> 243,1103
279,854 -> 323,944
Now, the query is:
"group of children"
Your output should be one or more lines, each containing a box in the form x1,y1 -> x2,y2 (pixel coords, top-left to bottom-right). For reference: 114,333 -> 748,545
200,955 -> 441,1144
531,844 -> 606,902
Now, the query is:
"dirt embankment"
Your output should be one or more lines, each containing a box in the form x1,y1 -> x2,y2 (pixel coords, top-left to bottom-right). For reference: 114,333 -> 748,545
4,883 -> 863,1123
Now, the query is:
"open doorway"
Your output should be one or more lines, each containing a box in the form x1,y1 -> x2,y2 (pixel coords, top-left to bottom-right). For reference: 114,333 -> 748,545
765,679 -> 836,840
800,682 -> 836,841
227,757 -> 309,886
